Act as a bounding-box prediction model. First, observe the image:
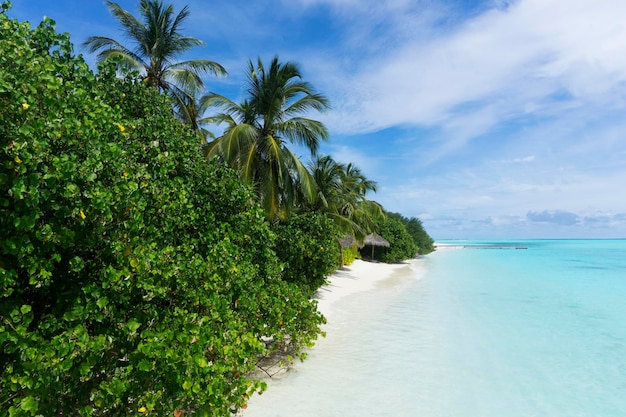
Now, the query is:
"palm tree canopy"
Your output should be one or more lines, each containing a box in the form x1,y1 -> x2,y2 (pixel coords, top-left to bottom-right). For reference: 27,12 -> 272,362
83,0 -> 226,96
308,155 -> 384,240
203,56 -> 330,221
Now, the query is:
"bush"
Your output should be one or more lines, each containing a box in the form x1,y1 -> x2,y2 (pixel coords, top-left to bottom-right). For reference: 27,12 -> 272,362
365,215 -> 418,263
0,10 -> 323,416
272,212 -> 341,294
389,213 -> 435,254
341,245 -> 360,266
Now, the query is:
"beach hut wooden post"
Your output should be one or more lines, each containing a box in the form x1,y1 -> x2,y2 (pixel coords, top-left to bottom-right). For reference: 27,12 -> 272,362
363,234 -> 390,260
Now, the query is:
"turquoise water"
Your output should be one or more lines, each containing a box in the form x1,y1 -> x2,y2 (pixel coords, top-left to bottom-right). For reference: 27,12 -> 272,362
245,240 -> 626,417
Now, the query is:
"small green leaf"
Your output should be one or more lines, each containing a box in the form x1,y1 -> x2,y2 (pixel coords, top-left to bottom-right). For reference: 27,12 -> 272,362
127,319 -> 141,333
138,359 -> 152,372
96,297 -> 108,309
194,356 -> 208,368
20,304 -> 32,315
69,256 -> 84,272
79,362 -> 92,376
20,396 -> 38,413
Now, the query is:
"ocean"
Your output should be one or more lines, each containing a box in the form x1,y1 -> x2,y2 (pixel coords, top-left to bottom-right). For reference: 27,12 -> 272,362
244,239 -> 626,417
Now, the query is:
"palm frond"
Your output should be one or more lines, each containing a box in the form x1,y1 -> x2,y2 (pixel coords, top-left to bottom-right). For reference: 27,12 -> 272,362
283,92 -> 330,116
199,93 -> 244,118
278,117 -> 329,154
167,68 -> 204,93
106,1 -> 144,41
283,147 -> 318,204
170,59 -> 227,77
242,140 -> 260,184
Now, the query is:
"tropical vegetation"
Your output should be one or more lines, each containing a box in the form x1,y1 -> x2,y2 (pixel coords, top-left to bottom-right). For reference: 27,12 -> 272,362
82,0 -> 226,127
365,215 -> 419,263
272,212 -> 341,294
0,0 -> 434,415
0,11 -> 321,416
202,57 -> 330,220
391,212 -> 436,255
308,155 -> 384,241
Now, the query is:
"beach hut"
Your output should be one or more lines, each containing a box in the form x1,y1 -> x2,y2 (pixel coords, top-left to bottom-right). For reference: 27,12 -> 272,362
363,233 -> 390,259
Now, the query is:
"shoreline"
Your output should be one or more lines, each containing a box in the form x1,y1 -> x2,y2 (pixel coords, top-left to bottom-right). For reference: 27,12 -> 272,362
243,258 -> 426,415
313,259 -> 420,320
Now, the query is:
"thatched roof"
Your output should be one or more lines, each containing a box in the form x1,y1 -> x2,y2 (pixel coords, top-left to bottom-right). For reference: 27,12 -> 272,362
340,234 -> 390,251
363,234 -> 390,247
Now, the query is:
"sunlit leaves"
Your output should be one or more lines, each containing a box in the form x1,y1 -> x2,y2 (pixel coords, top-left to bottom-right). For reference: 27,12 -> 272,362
203,57 -> 329,221
272,212 -> 341,294
1,8 -> 323,416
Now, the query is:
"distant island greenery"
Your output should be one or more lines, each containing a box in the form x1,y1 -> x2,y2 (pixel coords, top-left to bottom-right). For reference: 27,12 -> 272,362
0,1 -> 434,415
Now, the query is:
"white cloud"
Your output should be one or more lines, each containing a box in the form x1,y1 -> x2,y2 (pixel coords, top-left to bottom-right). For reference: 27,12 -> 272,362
320,0 -> 626,139
20,0 -> 625,238
500,155 -> 535,164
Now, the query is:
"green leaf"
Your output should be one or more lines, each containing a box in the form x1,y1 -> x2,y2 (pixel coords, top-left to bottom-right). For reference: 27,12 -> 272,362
20,396 -> 38,413
69,256 -> 84,272
20,304 -> 32,315
96,297 -> 109,309
79,362 -> 92,376
126,319 -> 141,333
194,356 -> 208,368
138,359 -> 152,372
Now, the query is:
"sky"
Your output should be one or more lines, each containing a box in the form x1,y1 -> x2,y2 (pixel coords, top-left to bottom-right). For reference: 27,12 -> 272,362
8,0 -> 626,239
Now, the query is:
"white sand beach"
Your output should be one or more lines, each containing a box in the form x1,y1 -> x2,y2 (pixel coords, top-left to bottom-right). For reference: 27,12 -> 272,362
313,259 -> 418,319
242,258 -> 426,416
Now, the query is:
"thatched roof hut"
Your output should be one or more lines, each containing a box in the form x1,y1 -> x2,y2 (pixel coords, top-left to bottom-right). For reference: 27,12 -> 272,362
363,234 -> 390,248
363,234 -> 390,259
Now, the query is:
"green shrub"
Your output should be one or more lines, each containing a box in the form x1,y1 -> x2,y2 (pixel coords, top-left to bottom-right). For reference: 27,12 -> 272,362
366,216 -> 418,263
341,245 -> 360,266
272,212 -> 341,294
388,212 -> 435,254
0,10 -> 323,416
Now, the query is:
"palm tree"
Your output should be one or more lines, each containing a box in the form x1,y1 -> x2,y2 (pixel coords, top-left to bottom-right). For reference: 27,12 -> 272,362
309,155 -> 385,241
174,92 -> 216,143
202,56 -> 330,220
83,0 -> 226,121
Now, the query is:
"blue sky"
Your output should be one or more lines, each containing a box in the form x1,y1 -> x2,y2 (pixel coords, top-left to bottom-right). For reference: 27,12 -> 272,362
9,0 -> 626,239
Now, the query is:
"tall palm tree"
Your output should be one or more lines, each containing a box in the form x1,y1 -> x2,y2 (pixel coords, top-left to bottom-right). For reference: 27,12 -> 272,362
202,56 -> 330,220
309,155 -> 385,241
83,0 -> 226,121
174,92 -> 216,143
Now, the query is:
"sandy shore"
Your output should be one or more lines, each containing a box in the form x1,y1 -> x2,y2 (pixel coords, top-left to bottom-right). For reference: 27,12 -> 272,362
313,259 -> 418,320
241,258 -> 424,415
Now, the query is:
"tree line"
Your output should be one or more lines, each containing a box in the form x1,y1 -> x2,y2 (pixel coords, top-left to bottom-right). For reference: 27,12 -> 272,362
81,0 -> 434,255
0,1 -> 433,415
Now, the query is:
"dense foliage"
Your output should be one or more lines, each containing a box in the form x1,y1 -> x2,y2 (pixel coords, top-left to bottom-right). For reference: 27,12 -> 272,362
272,212 -> 341,295
388,212 -> 436,255
203,57 -> 329,220
341,246 -> 360,266
0,11 -> 323,416
366,216 -> 419,263
308,155 -> 384,241
83,0 -> 227,128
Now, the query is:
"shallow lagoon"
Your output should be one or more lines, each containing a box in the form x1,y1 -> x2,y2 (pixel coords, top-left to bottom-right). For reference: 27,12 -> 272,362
245,240 -> 626,417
